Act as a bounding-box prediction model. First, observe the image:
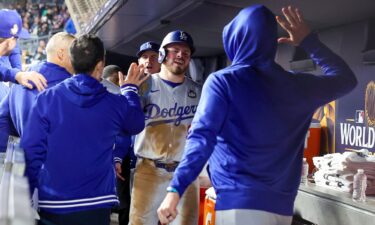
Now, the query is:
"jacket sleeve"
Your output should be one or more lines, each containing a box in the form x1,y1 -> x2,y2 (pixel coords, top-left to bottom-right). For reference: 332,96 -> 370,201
0,64 -> 19,83
0,93 -> 11,152
9,45 -> 23,70
296,33 -> 358,106
119,84 -> 145,135
170,75 -> 229,196
20,94 -> 49,194
113,134 -> 132,163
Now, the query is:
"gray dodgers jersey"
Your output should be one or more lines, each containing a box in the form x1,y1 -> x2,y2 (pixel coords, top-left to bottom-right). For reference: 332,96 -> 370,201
134,73 -> 201,162
101,79 -> 120,94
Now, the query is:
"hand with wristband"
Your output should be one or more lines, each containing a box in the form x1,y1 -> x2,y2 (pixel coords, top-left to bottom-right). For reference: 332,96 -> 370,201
157,186 -> 180,225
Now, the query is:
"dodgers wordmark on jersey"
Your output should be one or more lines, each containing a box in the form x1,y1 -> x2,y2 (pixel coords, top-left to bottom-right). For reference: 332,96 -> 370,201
134,73 -> 201,163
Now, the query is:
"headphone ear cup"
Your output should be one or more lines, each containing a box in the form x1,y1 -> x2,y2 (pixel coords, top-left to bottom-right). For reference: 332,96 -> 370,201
158,48 -> 167,63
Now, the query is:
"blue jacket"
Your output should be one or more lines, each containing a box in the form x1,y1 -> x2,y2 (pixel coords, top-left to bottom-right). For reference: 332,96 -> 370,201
21,74 -> 145,214
113,134 -> 132,163
170,5 -> 357,216
0,44 -> 23,149
113,135 -> 137,169
0,62 -> 71,151
0,44 -> 22,83
0,82 -> 10,151
0,82 -> 9,101
101,79 -> 134,164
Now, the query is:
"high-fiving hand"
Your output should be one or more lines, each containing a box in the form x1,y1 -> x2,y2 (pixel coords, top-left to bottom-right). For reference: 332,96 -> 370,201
276,6 -> 311,46
119,63 -> 147,87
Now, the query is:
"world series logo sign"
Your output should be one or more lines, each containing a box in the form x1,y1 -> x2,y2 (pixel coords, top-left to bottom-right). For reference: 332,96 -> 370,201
336,79 -> 375,153
339,109 -> 374,151
340,120 -> 374,150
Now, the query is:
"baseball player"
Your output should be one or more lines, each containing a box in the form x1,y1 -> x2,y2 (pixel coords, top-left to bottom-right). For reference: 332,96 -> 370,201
102,65 -> 122,93
111,42 -> 162,225
137,41 -> 161,75
129,31 -> 201,225
136,41 -> 161,96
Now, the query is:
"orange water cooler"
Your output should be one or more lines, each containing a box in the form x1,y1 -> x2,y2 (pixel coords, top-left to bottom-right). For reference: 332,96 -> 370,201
202,187 -> 216,225
303,122 -> 321,173
199,187 -> 207,225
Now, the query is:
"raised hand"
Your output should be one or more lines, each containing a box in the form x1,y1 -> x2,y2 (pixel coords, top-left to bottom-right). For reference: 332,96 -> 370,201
276,6 -> 311,46
119,63 -> 147,87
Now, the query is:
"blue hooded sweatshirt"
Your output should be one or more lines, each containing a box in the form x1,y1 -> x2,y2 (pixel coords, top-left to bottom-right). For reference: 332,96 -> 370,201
0,61 -> 71,152
21,74 -> 145,214
0,82 -> 8,101
0,44 -> 22,83
170,5 -> 357,215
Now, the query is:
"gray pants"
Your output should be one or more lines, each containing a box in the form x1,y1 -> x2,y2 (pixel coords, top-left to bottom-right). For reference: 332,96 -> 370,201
215,209 -> 292,225
128,159 -> 199,225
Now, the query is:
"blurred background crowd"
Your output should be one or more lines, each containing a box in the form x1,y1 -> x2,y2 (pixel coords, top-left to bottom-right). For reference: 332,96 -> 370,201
0,0 -> 75,66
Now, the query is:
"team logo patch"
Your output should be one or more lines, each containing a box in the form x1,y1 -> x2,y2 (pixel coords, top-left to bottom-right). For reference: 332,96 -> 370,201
180,31 -> 187,41
10,24 -> 18,36
145,42 -> 152,49
355,110 -> 364,124
188,89 -> 197,98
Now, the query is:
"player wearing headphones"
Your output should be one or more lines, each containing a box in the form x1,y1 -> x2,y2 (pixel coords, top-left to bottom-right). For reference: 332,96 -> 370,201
129,30 -> 201,225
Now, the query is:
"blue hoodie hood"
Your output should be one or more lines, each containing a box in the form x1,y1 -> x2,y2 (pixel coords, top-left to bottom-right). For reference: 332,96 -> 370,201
223,5 -> 277,65
61,74 -> 108,107
28,61 -> 71,87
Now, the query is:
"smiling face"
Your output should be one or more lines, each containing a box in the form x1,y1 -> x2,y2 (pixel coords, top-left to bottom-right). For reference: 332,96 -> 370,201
138,50 -> 161,75
163,42 -> 191,76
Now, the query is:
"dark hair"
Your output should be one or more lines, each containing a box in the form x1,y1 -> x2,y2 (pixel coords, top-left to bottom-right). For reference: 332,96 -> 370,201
69,34 -> 105,74
102,65 -> 121,79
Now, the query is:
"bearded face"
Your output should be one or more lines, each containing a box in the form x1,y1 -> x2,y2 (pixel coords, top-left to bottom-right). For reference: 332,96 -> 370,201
163,43 -> 191,76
